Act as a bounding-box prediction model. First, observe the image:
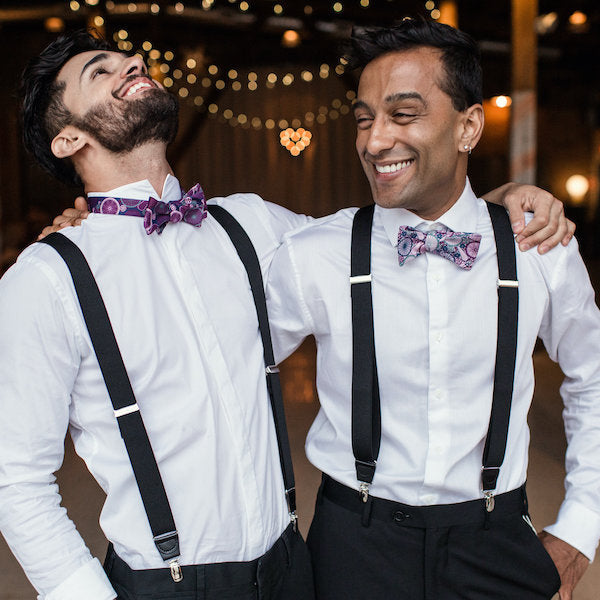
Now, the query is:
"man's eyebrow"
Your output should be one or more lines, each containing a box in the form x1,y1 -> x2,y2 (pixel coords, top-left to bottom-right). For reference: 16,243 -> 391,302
80,52 -> 110,81
385,92 -> 427,107
352,100 -> 370,113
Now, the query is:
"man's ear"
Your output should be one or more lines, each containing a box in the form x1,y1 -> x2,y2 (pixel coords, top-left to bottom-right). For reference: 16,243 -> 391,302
51,126 -> 89,159
458,104 -> 484,153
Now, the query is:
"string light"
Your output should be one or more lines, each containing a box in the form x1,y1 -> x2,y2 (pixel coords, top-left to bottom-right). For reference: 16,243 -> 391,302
280,127 -> 312,157
128,39 -> 353,133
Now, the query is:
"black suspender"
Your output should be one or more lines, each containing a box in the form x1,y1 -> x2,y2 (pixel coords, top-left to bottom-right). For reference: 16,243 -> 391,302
39,207 -> 298,581
350,202 -> 518,511
350,204 -> 381,502
39,232 -> 184,582
206,204 -> 298,527
482,202 -> 519,510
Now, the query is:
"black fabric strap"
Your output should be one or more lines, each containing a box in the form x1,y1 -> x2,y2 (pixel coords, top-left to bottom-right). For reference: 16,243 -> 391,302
349,202 -> 518,501
482,202 -> 519,493
350,205 -> 381,491
206,205 -> 297,519
38,233 -> 180,563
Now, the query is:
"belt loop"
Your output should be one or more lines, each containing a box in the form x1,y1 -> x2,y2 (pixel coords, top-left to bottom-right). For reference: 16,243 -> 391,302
361,495 -> 373,527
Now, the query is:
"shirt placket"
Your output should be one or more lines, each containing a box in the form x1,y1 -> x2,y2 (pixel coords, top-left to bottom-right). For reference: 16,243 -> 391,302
420,239 -> 452,504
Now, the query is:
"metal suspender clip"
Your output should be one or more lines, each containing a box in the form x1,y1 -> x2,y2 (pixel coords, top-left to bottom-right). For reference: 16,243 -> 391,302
481,466 -> 500,513
358,481 -> 370,503
266,365 -> 280,374
169,560 -> 183,582
285,487 -> 298,532
153,530 -> 183,582
496,278 -> 519,288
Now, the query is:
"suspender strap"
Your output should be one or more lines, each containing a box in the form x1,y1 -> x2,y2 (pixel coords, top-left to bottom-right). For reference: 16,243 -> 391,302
349,202 -> 518,512
482,202 -> 519,504
350,205 -> 381,502
206,205 -> 298,525
38,233 -> 182,574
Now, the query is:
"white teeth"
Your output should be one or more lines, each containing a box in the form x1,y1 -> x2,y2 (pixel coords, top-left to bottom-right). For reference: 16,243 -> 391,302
125,81 -> 152,97
375,160 -> 412,174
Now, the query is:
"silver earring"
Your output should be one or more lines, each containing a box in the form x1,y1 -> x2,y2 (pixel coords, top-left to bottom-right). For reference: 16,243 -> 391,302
464,144 -> 472,155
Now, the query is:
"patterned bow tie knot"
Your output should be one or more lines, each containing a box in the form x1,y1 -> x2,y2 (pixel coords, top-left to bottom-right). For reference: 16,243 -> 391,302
144,183 -> 207,235
397,225 -> 481,270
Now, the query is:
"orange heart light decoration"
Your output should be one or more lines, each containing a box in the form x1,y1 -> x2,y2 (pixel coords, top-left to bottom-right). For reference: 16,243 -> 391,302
280,127 -> 312,157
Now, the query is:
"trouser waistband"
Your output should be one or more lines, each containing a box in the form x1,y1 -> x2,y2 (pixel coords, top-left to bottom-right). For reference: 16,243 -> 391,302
105,522 -> 296,595
320,475 -> 528,528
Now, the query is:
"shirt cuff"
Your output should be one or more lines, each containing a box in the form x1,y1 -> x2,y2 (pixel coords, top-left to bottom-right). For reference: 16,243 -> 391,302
543,499 -> 600,562
41,558 -> 116,600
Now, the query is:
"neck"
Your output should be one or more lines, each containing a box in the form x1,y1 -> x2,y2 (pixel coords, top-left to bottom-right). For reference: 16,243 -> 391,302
76,141 -> 174,197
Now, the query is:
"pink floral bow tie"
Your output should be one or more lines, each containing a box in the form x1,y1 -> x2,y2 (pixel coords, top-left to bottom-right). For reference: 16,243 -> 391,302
397,225 -> 481,270
87,183 -> 208,235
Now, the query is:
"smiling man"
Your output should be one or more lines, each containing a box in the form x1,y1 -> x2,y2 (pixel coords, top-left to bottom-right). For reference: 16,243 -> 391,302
266,19 -> 600,600
0,31 -> 314,600
0,27 -> 580,600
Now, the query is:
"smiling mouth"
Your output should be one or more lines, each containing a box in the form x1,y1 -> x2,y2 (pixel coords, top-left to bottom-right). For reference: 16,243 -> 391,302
374,159 -> 414,174
125,81 -> 154,97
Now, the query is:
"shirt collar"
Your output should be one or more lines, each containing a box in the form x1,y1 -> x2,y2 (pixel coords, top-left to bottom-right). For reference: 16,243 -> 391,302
87,173 -> 182,202
378,178 -> 480,247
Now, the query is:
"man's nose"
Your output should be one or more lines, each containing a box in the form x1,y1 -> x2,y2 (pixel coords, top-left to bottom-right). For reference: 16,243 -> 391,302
365,117 -> 395,156
121,54 -> 147,78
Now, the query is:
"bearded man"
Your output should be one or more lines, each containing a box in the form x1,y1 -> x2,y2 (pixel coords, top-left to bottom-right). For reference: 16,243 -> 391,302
0,31 -> 314,600
0,30 -> 572,600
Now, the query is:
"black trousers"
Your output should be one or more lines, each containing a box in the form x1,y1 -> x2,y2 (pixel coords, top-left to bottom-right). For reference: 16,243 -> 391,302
307,476 -> 561,600
104,523 -> 315,600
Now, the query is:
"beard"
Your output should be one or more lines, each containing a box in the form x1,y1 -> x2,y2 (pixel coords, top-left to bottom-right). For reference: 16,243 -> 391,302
72,86 -> 179,153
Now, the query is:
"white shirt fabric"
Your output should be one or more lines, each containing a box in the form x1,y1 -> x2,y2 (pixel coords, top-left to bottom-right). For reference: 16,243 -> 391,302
267,179 -> 600,561
0,175 -> 307,599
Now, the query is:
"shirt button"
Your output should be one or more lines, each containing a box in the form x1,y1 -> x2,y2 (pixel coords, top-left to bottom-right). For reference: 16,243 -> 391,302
435,332 -> 443,343
422,494 -> 436,505
433,445 -> 443,455
434,389 -> 443,399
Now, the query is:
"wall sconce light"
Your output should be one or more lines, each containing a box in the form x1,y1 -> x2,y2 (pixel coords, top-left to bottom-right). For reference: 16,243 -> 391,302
565,174 -> 589,205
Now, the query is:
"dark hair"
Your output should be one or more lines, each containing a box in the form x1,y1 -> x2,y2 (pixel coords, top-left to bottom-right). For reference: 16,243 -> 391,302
21,30 -> 112,185
343,18 -> 482,111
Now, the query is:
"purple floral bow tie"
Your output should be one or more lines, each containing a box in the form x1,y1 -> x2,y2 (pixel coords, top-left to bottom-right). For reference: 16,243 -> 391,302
397,225 -> 481,270
87,183 -> 207,235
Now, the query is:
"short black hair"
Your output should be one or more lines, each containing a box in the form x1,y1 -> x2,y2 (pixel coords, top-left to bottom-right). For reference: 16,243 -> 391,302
343,18 -> 482,111
21,30 -> 112,185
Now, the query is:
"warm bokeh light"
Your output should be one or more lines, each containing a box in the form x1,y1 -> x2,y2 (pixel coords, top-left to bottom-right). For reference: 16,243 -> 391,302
280,127 -> 312,156
45,17 -> 65,32
566,174 -> 590,204
569,11 -> 587,26
492,95 -> 512,108
282,30 -> 301,48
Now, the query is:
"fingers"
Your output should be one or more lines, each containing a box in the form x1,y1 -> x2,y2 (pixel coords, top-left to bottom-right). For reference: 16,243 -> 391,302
74,196 -> 88,211
37,219 -> 83,240
515,197 -> 570,254
562,219 -> 576,247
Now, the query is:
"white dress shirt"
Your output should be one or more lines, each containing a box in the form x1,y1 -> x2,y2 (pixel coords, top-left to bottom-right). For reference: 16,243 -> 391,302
267,179 -> 600,561
0,175 -> 307,599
